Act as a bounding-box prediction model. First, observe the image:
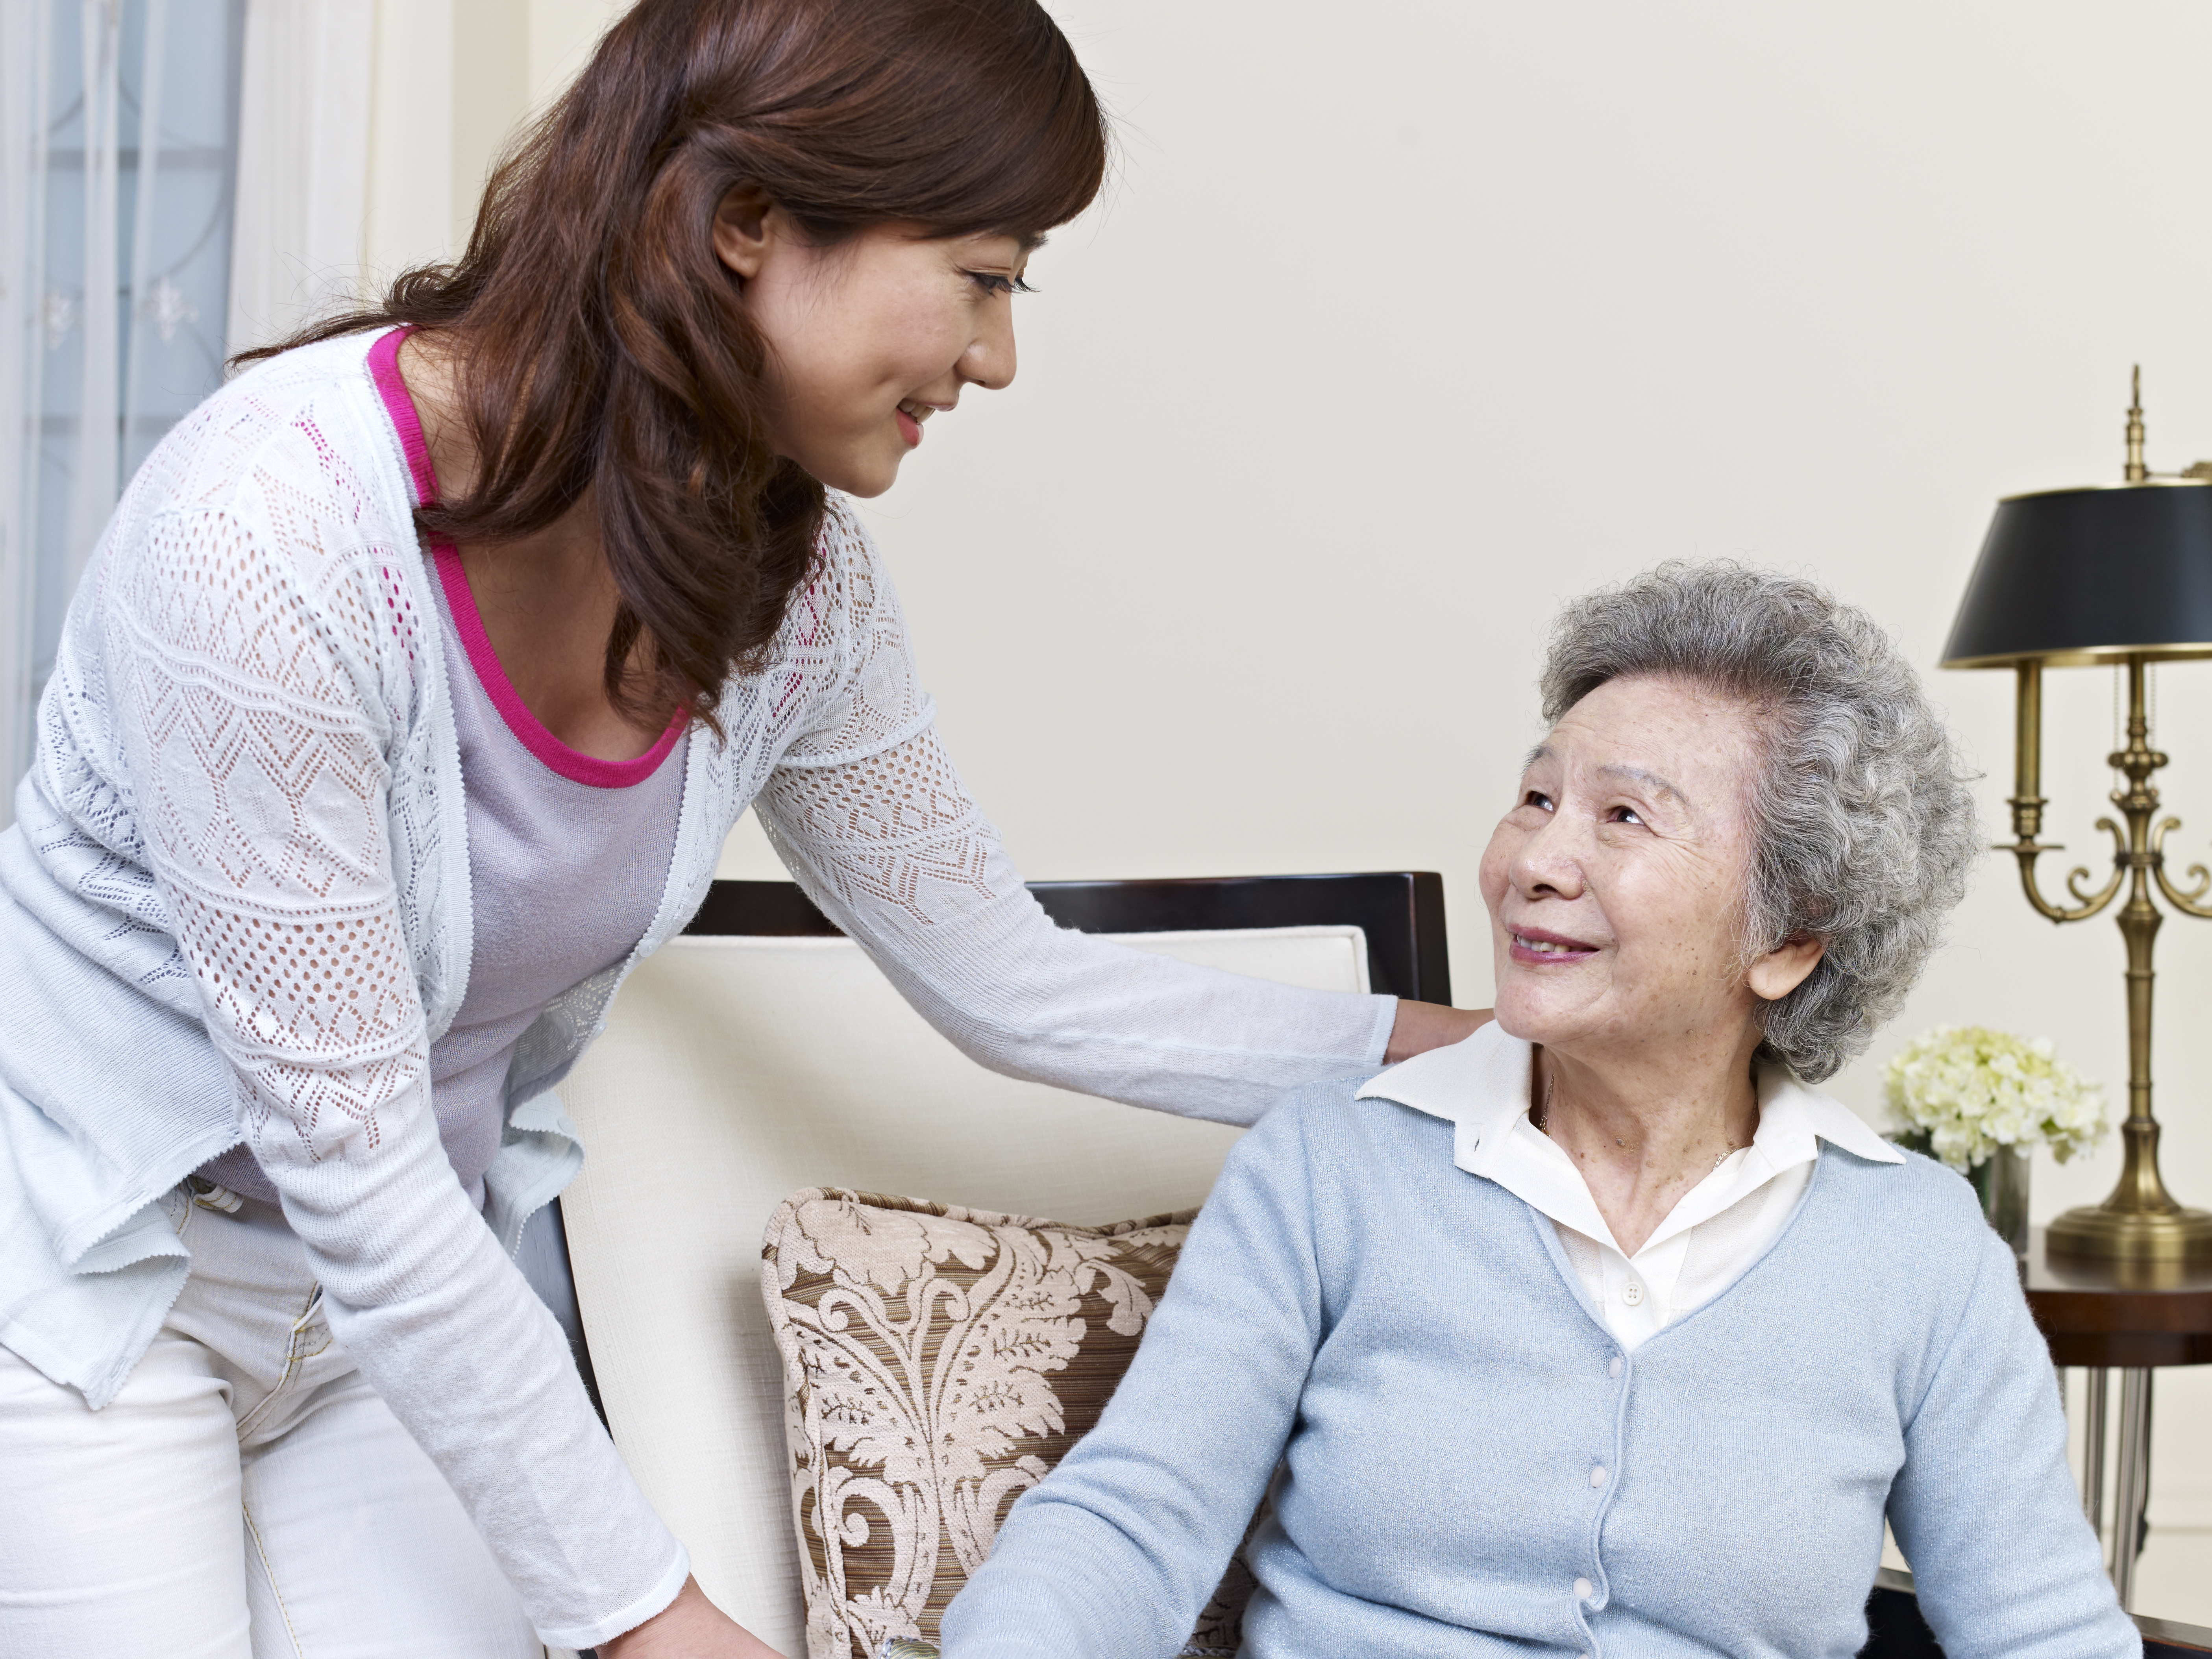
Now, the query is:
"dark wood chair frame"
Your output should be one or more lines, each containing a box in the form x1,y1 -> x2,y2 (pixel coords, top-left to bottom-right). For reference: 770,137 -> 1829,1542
683,871 -> 1452,1003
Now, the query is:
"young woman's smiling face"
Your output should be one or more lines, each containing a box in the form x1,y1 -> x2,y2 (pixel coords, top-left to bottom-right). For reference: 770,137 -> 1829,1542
714,193 -> 1030,496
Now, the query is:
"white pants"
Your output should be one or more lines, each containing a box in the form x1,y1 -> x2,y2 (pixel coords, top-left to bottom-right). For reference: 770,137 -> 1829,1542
0,1184 -> 550,1658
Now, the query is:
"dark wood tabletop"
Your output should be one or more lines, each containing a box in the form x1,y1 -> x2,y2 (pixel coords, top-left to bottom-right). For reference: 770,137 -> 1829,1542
2022,1227 -> 2212,1369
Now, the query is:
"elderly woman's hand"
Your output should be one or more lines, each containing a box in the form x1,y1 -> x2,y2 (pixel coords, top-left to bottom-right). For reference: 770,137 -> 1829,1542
1385,1000 -> 1494,1063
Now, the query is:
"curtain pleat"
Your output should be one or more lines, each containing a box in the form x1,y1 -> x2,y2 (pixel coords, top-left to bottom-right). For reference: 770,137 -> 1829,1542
64,0 -> 123,594
0,0 -> 57,797
119,0 -> 169,457
226,0 -> 374,354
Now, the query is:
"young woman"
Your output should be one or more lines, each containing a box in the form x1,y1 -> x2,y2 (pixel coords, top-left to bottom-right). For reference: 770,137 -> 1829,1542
0,2 -> 1483,1655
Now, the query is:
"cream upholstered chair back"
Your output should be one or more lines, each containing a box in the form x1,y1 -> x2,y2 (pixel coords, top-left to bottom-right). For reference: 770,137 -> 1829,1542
555,874 -> 1446,1655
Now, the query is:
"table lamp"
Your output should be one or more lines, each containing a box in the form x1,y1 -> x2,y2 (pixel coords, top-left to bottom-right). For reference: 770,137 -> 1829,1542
1943,370 -> 2212,1264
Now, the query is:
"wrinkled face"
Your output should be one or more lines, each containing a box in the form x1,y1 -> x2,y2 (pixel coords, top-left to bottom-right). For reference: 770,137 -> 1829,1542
1478,674 -> 1768,1063
719,213 -> 1029,496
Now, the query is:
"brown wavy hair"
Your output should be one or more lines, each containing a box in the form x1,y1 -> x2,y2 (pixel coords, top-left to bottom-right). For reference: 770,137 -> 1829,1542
239,0 -> 1108,728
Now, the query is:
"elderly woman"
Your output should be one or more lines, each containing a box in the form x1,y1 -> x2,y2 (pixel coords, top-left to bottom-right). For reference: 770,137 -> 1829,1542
938,564 -> 2134,1659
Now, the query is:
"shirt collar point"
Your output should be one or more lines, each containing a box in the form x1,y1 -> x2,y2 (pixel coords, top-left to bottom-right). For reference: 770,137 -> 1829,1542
1758,1071 -> 1906,1165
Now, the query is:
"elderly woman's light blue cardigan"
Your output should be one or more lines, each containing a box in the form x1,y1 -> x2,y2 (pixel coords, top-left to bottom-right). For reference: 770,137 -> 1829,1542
941,1075 -> 2136,1659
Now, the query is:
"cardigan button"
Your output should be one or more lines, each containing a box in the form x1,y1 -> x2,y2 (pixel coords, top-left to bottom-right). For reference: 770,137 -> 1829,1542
1574,1577 -> 1594,1601
1590,1466 -> 1607,1487
1608,1356 -> 1624,1378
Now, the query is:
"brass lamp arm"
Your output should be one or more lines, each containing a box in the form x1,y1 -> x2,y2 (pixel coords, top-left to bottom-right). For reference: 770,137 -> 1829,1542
2005,663 -> 2125,923
2007,828 -> 2125,923
2151,818 -> 2212,918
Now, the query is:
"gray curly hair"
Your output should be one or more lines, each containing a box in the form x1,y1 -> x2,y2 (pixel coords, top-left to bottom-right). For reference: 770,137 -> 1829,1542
1538,562 -> 1979,1082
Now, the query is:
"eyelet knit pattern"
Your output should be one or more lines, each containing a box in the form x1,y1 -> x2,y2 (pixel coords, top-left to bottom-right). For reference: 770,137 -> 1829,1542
100,450 -> 436,1174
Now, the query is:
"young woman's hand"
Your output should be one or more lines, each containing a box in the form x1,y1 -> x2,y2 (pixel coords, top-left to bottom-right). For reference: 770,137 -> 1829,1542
599,1578 -> 788,1659
1384,1000 -> 1494,1064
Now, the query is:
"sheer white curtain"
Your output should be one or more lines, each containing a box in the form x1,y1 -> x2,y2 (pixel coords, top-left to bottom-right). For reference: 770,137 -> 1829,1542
225,0 -> 375,354
1,0 -> 249,823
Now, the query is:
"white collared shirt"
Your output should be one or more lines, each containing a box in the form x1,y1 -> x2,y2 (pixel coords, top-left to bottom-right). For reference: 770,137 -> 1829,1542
1357,1023 -> 1903,1351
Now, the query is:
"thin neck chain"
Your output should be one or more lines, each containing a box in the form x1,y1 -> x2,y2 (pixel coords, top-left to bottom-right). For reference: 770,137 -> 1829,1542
1530,1061 -> 1750,1171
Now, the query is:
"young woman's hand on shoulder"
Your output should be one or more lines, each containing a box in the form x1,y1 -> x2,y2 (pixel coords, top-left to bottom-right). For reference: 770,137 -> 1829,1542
1385,1000 -> 1494,1063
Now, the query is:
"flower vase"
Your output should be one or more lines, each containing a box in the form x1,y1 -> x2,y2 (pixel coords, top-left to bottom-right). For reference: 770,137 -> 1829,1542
1968,1144 -> 2031,1259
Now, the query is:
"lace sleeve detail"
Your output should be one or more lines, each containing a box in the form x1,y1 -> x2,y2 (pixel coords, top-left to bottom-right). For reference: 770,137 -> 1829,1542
772,495 -> 935,768
108,501 -> 427,1168
760,718 -> 996,921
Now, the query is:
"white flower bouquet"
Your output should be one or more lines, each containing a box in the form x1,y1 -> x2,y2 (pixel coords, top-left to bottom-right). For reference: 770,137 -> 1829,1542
1882,1025 -> 2108,1173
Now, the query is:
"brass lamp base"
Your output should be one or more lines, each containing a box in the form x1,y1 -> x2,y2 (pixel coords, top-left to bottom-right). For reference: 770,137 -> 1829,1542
2047,1202 -> 2212,1265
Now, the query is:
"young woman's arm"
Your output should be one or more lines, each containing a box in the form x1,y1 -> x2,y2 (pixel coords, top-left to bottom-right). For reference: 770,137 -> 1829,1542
108,498 -> 688,1651
938,1085 -> 1332,1658
759,717 -> 1398,1122
755,505 -> 1424,1124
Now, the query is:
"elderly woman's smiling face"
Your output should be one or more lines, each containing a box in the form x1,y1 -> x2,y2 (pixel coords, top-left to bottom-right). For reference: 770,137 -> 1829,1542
1478,674 -> 1823,1063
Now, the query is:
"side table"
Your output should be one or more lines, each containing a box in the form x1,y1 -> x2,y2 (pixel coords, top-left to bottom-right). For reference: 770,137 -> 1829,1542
2023,1226 -> 2212,1610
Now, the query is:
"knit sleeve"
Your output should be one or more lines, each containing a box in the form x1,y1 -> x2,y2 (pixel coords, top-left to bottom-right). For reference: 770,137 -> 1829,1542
939,1088 -> 1330,1659
104,497 -> 687,1650
1885,1225 -> 2137,1659
755,503 -> 1396,1127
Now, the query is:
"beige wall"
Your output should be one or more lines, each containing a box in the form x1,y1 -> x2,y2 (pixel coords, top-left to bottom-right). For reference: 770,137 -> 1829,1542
381,0 -> 2212,1611
363,0 -> 628,279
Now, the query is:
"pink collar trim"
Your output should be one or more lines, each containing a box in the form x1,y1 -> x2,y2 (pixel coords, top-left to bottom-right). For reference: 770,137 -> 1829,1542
366,327 -> 685,790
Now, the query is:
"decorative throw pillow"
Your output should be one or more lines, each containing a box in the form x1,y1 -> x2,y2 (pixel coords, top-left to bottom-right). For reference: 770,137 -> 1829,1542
762,1187 -> 1258,1659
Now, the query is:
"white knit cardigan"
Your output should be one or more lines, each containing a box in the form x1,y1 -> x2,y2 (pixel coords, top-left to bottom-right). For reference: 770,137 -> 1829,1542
0,331 -> 1395,1648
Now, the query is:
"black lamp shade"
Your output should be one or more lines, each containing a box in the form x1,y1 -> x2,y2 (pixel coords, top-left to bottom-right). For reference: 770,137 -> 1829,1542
1942,481 -> 2212,668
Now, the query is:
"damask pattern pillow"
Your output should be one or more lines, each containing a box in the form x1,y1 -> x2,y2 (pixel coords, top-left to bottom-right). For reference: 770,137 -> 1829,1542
761,1188 -> 1257,1659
